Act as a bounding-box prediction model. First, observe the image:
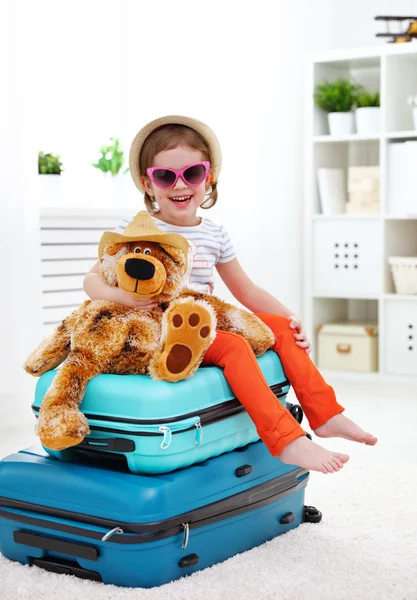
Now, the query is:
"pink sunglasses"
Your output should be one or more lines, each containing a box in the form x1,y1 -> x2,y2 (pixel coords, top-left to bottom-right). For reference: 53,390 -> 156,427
146,161 -> 211,189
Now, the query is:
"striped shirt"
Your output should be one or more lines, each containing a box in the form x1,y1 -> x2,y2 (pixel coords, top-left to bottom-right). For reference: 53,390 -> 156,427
114,214 -> 236,294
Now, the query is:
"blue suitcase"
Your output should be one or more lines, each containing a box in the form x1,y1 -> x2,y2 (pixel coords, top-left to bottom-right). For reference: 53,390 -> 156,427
0,442 -> 321,588
32,351 -> 300,474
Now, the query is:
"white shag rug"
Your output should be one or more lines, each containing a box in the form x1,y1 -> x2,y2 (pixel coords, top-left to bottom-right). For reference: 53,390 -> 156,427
0,458 -> 415,600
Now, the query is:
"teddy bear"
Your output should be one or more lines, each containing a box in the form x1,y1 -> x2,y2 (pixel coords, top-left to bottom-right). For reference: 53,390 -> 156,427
23,211 -> 274,452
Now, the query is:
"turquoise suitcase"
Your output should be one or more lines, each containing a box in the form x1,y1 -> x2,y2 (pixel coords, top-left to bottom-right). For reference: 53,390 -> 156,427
0,442 -> 320,588
32,351 -> 300,474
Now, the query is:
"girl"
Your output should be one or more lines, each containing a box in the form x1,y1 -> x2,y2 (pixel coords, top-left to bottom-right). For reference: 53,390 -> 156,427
84,115 -> 377,474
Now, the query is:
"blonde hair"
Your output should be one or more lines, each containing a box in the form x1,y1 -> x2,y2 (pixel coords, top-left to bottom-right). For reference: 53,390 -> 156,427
139,124 -> 218,214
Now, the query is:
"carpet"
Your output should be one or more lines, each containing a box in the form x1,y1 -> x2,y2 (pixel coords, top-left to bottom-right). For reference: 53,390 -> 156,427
0,458 -> 415,600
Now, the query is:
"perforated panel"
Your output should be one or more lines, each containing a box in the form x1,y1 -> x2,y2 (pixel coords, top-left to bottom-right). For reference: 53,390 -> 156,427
313,220 -> 383,297
385,300 -> 417,376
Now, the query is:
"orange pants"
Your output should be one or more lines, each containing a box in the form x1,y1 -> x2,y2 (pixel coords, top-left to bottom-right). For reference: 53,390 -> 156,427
201,314 -> 344,456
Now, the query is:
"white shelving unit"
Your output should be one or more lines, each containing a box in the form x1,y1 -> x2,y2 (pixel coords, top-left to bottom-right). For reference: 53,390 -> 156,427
305,45 -> 417,380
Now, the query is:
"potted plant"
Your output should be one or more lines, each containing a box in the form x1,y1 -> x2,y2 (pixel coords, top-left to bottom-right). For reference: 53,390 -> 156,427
92,137 -> 128,177
38,151 -> 64,175
92,137 -> 129,204
407,95 -> 417,130
38,151 -> 64,207
314,79 -> 363,136
355,91 -> 381,135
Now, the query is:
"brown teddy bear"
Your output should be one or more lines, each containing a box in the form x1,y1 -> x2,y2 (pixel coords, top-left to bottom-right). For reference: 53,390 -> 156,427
24,212 -> 274,452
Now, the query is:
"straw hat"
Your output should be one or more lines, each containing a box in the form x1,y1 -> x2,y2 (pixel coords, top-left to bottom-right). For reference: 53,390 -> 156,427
129,115 -> 222,193
98,211 -> 189,269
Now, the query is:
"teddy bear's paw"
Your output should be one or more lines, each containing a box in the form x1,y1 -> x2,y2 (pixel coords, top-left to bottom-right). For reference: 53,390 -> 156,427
38,409 -> 90,451
149,298 -> 217,382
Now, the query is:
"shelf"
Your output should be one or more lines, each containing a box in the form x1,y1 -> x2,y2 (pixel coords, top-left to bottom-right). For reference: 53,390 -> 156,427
313,134 -> 380,143
307,45 -> 417,380
384,215 -> 417,220
313,293 -> 380,300
312,215 -> 417,220
385,130 -> 417,140
312,214 -> 381,220
383,293 -> 417,301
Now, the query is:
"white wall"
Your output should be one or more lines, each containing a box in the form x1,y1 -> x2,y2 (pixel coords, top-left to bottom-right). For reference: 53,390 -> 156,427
1,0 -> 416,424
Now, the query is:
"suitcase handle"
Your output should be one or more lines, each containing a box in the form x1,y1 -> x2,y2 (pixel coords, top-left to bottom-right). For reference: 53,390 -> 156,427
32,557 -> 102,581
14,531 -> 98,561
77,437 -> 135,452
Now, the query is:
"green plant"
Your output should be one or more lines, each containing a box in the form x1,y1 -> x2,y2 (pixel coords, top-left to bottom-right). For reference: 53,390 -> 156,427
92,137 -> 129,176
314,79 -> 363,113
38,151 -> 63,175
357,91 -> 380,108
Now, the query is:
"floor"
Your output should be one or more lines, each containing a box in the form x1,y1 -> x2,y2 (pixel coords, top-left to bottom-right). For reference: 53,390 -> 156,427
0,377 -> 416,599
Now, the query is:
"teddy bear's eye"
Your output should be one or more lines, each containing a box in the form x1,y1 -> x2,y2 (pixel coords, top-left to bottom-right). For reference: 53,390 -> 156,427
144,248 -> 151,255
134,247 -> 141,254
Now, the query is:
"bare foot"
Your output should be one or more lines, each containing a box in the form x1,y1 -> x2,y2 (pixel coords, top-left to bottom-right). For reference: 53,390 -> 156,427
314,413 -> 377,446
279,435 -> 349,474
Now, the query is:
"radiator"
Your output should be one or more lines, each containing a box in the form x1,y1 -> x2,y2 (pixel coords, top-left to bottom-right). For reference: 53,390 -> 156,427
39,209 -> 132,337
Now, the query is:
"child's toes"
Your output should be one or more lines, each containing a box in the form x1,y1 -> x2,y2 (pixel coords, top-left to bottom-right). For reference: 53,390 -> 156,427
364,432 -> 378,445
332,457 -> 344,470
337,452 -> 350,464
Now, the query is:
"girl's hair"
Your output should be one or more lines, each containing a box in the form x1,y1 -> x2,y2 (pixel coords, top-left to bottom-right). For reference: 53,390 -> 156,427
139,124 -> 218,214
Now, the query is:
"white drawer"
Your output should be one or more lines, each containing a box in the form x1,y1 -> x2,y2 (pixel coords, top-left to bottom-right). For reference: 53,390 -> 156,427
385,300 -> 417,376
313,220 -> 382,296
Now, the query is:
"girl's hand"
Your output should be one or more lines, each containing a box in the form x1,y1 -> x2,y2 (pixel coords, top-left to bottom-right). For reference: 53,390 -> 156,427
114,287 -> 158,310
288,315 -> 312,355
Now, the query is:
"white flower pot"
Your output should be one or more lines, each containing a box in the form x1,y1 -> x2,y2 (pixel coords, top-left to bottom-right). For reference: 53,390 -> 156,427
412,107 -> 417,130
37,174 -> 62,208
328,112 -> 355,136
355,107 -> 381,136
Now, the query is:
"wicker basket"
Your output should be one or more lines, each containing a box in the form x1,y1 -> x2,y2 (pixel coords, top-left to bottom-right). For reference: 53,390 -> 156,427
388,257 -> 417,295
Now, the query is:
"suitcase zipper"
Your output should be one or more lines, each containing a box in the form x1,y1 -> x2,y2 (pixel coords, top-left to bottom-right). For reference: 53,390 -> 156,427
31,382 -> 289,450
87,416 -> 203,449
31,381 -> 290,427
0,469 -> 308,546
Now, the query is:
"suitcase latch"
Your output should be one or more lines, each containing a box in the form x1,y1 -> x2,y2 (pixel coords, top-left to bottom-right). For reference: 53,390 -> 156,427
182,523 -> 190,550
194,419 -> 203,446
101,527 -> 124,542
159,426 -> 172,450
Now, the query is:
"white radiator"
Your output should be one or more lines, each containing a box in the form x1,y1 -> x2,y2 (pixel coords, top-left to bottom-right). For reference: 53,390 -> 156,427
39,208 -> 132,337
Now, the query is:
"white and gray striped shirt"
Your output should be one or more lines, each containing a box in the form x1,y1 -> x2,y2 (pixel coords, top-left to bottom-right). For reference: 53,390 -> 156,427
115,214 -> 236,294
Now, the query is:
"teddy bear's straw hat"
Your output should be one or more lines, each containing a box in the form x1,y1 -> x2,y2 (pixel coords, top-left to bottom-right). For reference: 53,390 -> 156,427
98,211 -> 189,269
129,115 -> 222,194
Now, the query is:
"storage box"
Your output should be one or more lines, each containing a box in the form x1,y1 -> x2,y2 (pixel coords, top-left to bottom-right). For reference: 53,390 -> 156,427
346,167 -> 380,214
384,300 -> 417,376
387,142 -> 417,217
345,197 -> 379,214
313,219 -> 382,296
317,322 -> 378,372
388,256 -> 417,295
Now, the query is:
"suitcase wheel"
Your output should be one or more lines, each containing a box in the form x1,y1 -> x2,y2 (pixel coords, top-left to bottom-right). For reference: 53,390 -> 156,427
286,402 -> 304,424
303,505 -> 322,524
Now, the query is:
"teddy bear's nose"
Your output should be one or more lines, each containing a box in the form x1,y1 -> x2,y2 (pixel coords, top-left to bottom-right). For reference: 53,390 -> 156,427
125,258 -> 155,280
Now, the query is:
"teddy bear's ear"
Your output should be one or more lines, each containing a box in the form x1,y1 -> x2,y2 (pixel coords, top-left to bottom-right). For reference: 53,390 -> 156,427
160,243 -> 187,270
104,242 -> 127,257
